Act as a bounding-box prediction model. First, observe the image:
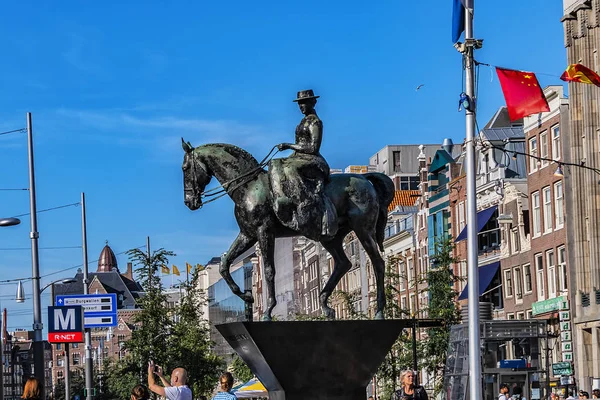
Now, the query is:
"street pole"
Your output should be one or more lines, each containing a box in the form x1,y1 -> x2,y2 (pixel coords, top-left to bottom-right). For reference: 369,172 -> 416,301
81,192 -> 94,400
64,344 -> 71,400
412,317 -> 419,387
463,3 -> 483,400
27,112 -> 45,398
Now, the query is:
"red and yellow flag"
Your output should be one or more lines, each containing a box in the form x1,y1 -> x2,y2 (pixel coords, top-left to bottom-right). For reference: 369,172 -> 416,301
560,64 -> 600,87
160,264 -> 170,274
496,67 -> 550,121
172,265 -> 180,276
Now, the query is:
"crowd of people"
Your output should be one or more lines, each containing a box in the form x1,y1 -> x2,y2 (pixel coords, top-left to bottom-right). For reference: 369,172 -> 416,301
17,360 -> 241,400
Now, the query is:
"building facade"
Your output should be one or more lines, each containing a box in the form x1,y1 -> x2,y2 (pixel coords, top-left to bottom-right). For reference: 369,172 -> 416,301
562,0 -> 600,390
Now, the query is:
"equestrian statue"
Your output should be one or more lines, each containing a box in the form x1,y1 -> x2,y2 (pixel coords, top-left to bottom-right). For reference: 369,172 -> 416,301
182,89 -> 395,321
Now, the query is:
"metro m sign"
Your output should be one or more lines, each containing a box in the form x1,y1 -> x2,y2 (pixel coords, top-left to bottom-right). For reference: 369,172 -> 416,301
47,306 -> 84,343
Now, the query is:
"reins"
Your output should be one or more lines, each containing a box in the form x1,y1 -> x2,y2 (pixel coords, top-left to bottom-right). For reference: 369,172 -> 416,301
196,145 -> 280,206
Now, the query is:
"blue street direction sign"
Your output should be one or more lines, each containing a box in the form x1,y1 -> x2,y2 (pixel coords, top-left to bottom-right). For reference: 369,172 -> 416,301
55,294 -> 117,328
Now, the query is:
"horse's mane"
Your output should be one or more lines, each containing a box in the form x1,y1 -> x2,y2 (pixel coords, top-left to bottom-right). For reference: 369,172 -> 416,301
198,143 -> 260,168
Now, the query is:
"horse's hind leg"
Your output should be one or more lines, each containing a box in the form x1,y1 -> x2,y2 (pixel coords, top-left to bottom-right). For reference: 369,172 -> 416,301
220,232 -> 255,303
319,234 -> 351,319
355,228 -> 386,319
257,229 -> 276,321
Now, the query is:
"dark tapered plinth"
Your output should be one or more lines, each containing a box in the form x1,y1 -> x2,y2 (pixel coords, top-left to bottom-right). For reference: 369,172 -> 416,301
216,320 -> 415,400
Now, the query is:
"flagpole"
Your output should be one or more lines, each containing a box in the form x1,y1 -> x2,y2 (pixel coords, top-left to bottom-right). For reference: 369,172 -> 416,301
463,1 -> 484,400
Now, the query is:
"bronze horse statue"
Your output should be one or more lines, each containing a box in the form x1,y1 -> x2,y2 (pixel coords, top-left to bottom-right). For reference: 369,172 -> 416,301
182,140 -> 395,320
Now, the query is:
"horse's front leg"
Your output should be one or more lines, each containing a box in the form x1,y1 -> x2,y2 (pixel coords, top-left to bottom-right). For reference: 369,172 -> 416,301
257,228 -> 277,321
220,232 -> 256,305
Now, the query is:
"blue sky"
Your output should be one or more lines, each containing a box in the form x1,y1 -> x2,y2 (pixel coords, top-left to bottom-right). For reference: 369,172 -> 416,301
0,1 -> 566,330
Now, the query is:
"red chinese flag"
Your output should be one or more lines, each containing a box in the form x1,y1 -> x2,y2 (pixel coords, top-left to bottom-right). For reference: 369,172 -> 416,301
560,64 -> 600,87
496,67 -> 550,121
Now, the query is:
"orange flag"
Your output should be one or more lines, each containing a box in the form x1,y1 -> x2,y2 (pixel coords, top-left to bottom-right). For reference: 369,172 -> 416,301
560,64 -> 600,87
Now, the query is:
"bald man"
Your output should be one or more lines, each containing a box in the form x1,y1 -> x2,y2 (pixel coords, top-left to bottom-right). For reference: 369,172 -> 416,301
148,361 -> 192,400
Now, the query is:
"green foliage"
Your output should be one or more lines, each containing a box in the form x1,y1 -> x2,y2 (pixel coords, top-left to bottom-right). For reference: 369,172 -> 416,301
375,255 -> 420,400
230,354 -> 254,383
419,237 -> 462,396
102,248 -> 224,400
54,368 -> 85,400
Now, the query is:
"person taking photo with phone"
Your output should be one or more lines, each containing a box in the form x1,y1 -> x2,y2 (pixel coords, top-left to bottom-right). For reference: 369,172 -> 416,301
147,360 -> 192,400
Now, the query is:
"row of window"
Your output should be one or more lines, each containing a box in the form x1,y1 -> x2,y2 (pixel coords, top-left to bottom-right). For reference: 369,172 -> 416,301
504,246 -> 567,303
531,181 -> 564,237
529,125 -> 561,173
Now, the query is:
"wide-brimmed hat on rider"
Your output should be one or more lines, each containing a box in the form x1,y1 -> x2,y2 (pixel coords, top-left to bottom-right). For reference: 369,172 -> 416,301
293,89 -> 320,102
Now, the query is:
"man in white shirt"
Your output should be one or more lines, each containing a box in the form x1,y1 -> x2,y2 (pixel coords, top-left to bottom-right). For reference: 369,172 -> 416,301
499,384 -> 510,400
148,360 -> 193,400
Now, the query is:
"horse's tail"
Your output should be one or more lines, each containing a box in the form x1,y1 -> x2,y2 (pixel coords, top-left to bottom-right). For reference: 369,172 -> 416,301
364,173 -> 396,252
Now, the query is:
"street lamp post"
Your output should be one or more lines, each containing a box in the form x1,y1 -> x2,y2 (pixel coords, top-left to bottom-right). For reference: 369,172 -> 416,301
0,218 -> 21,400
26,112 -> 45,398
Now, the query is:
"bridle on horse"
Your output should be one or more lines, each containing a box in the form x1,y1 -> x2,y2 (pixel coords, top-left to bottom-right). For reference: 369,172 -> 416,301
188,145 -> 280,206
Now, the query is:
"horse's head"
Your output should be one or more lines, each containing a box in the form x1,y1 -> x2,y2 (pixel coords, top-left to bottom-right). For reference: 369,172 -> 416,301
182,138 -> 212,210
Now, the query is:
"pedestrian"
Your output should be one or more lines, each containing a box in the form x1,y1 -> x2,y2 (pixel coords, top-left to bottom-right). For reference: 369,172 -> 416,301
391,370 -> 428,400
147,360 -> 192,400
21,377 -> 42,400
592,389 -> 600,399
131,384 -> 150,400
579,391 -> 590,399
211,372 -> 237,400
512,386 -> 527,400
499,383 -> 510,400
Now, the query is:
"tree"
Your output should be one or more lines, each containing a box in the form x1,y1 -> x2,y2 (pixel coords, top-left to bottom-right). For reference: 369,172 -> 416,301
419,237 -> 462,396
167,266 -> 224,396
230,354 -> 253,383
375,255 -> 420,400
103,247 -> 224,399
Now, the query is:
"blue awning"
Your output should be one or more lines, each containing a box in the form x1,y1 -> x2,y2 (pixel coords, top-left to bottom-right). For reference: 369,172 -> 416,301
455,205 -> 498,242
458,261 -> 500,300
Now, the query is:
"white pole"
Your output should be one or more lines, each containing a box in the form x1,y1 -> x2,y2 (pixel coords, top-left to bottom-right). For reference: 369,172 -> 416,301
464,2 -> 483,400
81,192 -> 94,400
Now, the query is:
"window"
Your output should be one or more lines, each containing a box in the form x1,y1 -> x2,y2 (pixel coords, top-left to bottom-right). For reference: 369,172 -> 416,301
526,309 -> 533,319
504,270 -> 513,297
523,264 -> 532,293
529,137 -> 538,173
536,254 -> 545,300
56,344 -> 62,350
511,228 -> 520,253
407,258 -> 414,287
508,313 -> 515,320
552,125 -> 561,160
459,261 -> 467,291
72,343 -> 78,348
532,192 -> 541,237
547,250 -> 556,298
73,353 -> 80,365
409,294 -> 416,315
554,181 -> 564,228
401,296 -> 408,312
543,186 -> 552,233
514,267 -> 523,300
399,261 -> 406,291
558,246 -> 567,292
458,201 -> 466,233
393,151 -> 401,172
540,132 -> 549,167
517,312 -> 525,320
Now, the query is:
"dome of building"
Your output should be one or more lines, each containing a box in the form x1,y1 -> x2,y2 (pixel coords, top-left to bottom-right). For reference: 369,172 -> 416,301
98,241 -> 118,272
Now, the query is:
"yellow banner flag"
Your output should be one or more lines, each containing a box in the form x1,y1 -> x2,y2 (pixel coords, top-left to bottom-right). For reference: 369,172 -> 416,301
186,262 -> 193,274
161,264 -> 170,274
196,263 -> 205,271
172,265 -> 180,276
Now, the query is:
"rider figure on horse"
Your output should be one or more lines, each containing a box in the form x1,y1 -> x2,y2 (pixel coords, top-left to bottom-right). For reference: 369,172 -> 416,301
269,89 -> 338,238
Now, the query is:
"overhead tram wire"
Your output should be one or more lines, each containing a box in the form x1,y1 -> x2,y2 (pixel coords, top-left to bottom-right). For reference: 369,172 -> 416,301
0,246 -> 82,251
0,244 -> 147,285
0,128 -> 26,136
11,201 -> 81,218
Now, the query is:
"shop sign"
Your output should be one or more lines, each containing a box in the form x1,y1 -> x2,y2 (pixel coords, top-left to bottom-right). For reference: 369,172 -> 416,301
552,362 -> 573,376
532,296 -> 568,316
562,352 -> 573,362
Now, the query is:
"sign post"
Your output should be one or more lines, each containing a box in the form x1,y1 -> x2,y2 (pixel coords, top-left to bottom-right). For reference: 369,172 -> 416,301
55,294 -> 118,328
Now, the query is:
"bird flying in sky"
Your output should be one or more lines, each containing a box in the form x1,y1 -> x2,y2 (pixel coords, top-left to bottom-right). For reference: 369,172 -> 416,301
416,84 -> 425,91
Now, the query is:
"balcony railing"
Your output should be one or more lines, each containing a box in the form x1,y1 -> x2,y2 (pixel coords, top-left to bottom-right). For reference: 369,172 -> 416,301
385,218 -> 413,239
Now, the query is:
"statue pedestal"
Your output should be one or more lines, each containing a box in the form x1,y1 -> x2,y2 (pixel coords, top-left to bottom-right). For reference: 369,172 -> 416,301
216,320 -> 413,400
